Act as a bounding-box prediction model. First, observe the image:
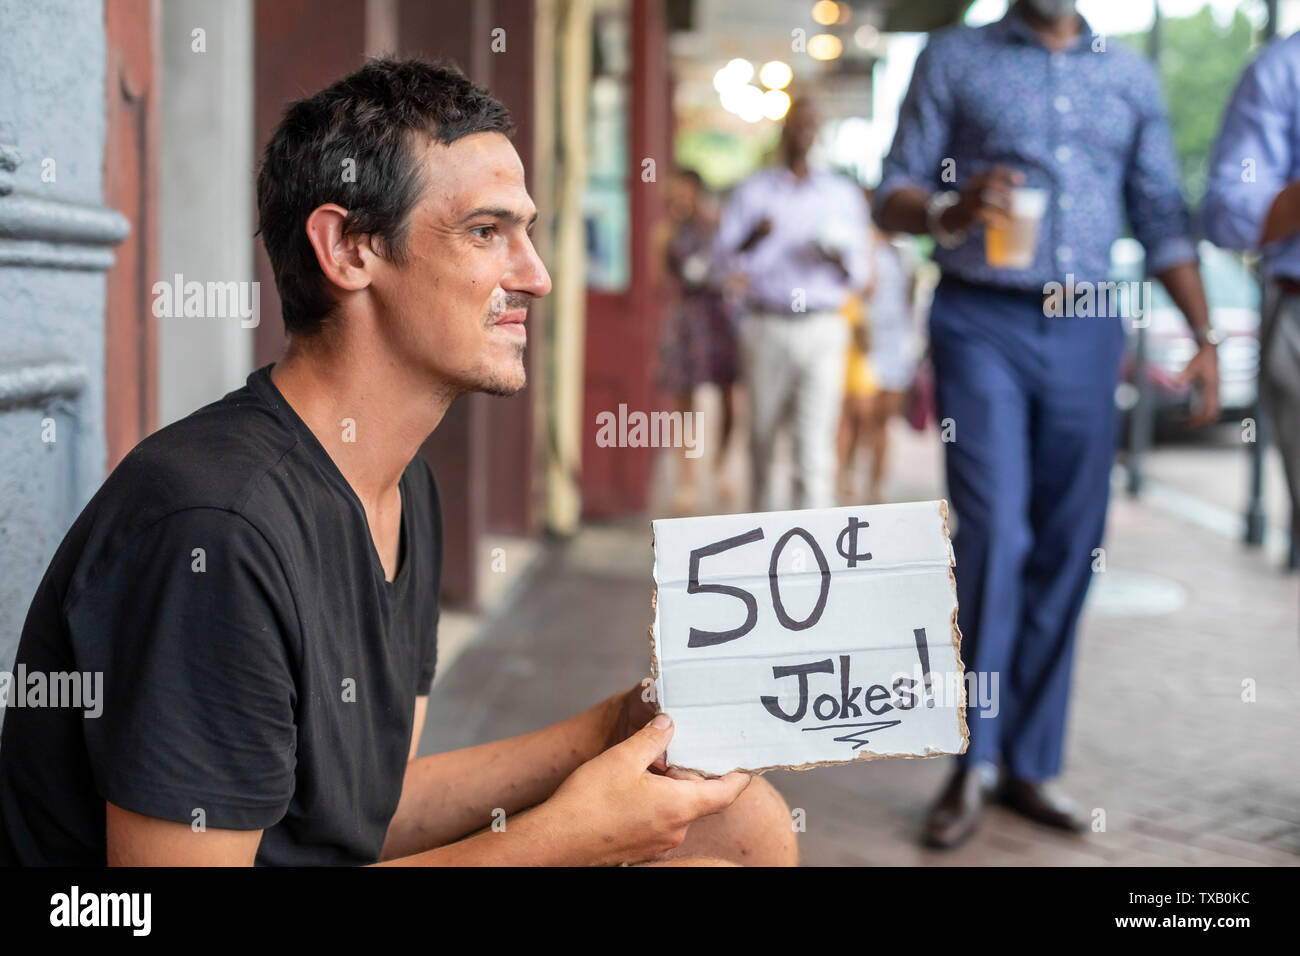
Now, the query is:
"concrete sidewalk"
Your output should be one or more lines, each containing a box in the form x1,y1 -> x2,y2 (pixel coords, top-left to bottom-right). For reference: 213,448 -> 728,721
420,420 -> 1300,866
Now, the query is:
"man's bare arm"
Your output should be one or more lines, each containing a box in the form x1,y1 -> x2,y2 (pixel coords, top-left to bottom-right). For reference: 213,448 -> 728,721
106,715 -> 749,867
377,694 -> 620,860
408,695 -> 428,762
376,715 -> 751,867
104,793 -> 594,866
106,802 -> 261,866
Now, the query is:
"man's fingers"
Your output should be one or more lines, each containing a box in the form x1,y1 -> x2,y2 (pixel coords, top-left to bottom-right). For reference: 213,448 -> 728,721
695,772 -> 754,814
1176,354 -> 1220,425
610,714 -> 675,770
978,187 -> 1011,210
985,165 -> 1026,188
974,206 -> 1012,229
971,167 -> 1024,214
1194,389 -> 1221,425
671,770 -> 753,816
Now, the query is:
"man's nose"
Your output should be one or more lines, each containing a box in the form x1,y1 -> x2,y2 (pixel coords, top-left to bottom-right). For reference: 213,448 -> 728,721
507,235 -> 552,299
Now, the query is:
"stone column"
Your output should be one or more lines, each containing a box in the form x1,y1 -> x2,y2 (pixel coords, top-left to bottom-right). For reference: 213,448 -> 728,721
0,0 -> 128,682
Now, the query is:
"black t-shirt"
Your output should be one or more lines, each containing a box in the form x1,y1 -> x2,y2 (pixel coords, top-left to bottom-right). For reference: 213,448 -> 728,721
0,364 -> 441,866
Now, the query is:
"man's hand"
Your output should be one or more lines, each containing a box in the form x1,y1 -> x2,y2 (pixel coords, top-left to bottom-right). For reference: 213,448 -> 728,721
1178,343 -> 1221,426
604,681 -> 666,771
942,166 -> 1026,235
536,715 -> 752,866
739,217 -> 774,253
813,241 -> 850,279
1261,180 -> 1300,247
1155,260 -> 1219,428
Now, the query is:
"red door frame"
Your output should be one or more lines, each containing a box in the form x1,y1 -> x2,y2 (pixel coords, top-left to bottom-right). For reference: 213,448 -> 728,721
104,0 -> 160,469
580,0 -> 672,518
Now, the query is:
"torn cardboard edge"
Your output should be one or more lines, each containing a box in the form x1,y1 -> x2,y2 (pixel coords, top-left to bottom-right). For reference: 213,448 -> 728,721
646,498 -> 969,778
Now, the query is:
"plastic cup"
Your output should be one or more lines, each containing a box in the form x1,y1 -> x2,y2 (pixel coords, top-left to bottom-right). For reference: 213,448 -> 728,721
985,187 -> 1048,269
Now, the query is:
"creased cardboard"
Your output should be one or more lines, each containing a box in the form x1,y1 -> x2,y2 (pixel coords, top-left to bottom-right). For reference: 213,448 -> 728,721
649,499 -> 967,776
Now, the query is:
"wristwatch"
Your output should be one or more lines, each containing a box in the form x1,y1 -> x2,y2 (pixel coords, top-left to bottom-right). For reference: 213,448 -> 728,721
925,190 -> 967,249
1193,326 -> 1224,348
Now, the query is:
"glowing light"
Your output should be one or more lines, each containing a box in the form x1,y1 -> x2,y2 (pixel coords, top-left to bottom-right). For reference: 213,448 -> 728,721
808,33 -> 843,61
725,58 -> 754,83
721,84 -> 764,122
854,24 -> 879,49
759,60 -> 793,90
713,58 -> 755,93
761,88 -> 791,121
811,1 -> 839,26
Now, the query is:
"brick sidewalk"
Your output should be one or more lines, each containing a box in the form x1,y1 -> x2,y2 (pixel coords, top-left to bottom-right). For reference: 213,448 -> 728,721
419,422 -> 1300,866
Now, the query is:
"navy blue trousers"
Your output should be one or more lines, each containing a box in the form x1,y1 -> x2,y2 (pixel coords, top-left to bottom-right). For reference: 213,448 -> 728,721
929,277 -> 1126,782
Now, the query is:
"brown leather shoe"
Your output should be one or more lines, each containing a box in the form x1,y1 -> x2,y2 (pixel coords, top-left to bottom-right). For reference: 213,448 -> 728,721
921,763 -> 998,849
999,778 -> 1089,833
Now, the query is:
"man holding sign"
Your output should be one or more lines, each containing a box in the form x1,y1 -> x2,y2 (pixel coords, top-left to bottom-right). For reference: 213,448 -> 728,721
0,59 -> 794,868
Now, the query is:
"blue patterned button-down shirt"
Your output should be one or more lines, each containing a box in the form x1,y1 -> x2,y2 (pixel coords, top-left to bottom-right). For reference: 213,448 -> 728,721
874,6 -> 1197,290
1203,33 -> 1300,282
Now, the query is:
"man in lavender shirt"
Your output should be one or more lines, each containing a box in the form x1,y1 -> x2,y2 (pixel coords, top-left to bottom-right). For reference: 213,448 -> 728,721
1204,31 -> 1300,570
712,97 -> 872,511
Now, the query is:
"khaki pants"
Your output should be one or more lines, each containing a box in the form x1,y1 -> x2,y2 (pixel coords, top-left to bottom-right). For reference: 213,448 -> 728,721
1262,284 -> 1300,539
738,309 -> 848,512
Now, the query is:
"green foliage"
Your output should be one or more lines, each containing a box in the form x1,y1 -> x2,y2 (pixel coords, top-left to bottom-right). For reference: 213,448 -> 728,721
1116,6 -> 1261,204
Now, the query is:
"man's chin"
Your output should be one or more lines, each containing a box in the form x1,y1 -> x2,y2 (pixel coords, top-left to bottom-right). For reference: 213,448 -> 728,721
480,373 -> 526,398
476,356 -> 527,397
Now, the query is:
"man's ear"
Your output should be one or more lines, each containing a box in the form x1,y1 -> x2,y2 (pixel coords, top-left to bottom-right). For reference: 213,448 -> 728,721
304,203 -> 374,294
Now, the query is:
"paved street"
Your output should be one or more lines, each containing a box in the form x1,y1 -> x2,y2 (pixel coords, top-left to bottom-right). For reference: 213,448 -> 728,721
420,417 -> 1300,865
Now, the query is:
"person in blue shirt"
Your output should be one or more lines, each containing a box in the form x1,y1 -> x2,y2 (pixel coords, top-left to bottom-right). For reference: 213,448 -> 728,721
1203,31 -> 1300,571
874,0 -> 1220,848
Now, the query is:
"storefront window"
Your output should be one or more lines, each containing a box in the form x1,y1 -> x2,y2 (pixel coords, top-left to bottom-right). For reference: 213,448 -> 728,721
583,0 -> 630,291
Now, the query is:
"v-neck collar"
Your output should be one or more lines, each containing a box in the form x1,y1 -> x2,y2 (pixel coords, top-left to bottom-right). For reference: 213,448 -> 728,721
248,363 -> 411,589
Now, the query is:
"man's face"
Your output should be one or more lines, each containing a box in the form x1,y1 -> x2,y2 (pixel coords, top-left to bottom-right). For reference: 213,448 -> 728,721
368,131 -> 551,398
1021,0 -> 1077,22
782,100 -> 820,157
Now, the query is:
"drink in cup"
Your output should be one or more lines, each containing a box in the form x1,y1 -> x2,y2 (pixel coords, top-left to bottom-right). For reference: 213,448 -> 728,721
985,187 -> 1048,269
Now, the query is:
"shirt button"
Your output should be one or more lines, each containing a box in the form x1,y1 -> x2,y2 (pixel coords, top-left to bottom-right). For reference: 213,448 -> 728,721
1054,95 -> 1071,112
1059,194 -> 1074,210
1058,246 -> 1074,262
1052,52 -> 1067,68
1055,145 -> 1072,163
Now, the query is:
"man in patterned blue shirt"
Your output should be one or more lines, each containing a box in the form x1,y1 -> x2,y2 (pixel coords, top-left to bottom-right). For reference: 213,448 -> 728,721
874,0 -> 1220,849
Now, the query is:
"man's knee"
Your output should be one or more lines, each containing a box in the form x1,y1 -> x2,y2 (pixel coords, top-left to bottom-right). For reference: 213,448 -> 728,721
637,856 -> 741,867
723,774 -> 799,867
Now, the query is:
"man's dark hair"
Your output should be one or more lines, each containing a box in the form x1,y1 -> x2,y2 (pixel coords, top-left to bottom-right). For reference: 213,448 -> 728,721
256,57 -> 514,336
673,167 -> 705,191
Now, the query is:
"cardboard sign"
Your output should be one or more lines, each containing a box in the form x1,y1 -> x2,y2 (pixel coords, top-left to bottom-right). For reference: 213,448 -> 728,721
650,500 -> 967,775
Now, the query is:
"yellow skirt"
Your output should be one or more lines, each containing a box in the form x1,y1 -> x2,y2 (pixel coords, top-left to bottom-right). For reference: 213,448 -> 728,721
843,298 -> 878,398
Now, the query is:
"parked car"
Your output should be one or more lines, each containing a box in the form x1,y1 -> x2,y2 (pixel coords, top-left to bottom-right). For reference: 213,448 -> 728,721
1111,237 -> 1260,437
